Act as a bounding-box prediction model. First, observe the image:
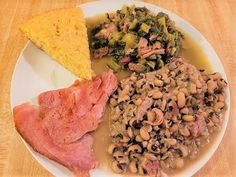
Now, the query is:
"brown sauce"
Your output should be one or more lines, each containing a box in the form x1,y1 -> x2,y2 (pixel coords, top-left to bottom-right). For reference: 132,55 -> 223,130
90,107 -> 112,171
180,32 -> 212,73
91,56 -> 131,81
86,15 -> 217,175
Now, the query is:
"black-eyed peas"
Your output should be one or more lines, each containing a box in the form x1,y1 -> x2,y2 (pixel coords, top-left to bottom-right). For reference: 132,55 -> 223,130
108,58 -> 227,175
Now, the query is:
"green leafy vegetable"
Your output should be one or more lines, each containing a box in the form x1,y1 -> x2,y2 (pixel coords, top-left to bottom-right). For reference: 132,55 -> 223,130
107,59 -> 121,72
90,5 -> 183,72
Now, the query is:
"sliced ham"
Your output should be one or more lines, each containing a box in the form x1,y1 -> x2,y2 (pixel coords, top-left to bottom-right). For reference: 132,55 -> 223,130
168,101 -> 179,116
14,103 -> 97,177
191,116 -> 208,137
13,71 -> 118,176
120,57 -> 131,64
138,37 -> 148,49
93,47 -> 109,59
145,160 -> 160,177
141,49 -> 165,59
39,71 -> 117,144
94,22 -> 117,39
128,63 -> 145,72
138,37 -> 165,59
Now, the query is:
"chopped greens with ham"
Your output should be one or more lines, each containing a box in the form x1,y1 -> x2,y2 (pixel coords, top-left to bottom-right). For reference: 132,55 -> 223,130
90,5 -> 183,72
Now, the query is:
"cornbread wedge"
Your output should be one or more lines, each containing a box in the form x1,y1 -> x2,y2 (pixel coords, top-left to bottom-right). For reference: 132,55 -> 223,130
20,8 -> 92,80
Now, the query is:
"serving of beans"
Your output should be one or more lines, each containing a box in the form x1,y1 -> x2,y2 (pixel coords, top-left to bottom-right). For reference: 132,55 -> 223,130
108,58 -> 227,176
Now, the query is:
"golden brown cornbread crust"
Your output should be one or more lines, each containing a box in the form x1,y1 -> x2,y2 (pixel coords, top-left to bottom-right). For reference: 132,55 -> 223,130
20,8 -> 92,80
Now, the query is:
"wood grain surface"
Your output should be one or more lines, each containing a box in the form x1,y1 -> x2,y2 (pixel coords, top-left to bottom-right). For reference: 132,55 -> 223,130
0,0 -> 235,177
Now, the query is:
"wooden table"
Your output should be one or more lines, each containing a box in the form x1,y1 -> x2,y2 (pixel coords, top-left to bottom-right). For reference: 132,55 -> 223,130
0,0 -> 235,176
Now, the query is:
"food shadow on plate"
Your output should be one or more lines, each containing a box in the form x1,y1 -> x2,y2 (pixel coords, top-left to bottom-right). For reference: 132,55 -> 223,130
23,42 -> 78,89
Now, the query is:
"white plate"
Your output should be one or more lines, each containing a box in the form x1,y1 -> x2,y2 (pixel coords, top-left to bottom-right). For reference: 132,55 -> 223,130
10,1 -> 230,177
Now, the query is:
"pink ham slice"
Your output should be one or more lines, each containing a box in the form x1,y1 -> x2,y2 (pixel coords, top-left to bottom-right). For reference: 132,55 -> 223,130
38,70 -> 117,144
14,103 -> 97,177
13,71 -> 118,176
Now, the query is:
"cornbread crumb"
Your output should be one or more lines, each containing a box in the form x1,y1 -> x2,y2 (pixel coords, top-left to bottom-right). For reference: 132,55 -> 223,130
20,8 -> 92,80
